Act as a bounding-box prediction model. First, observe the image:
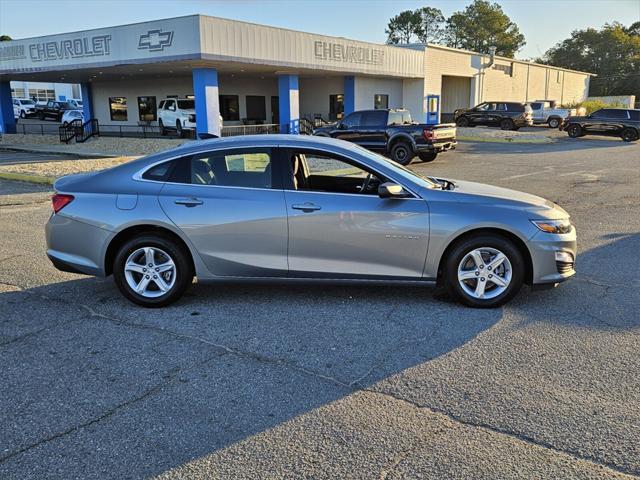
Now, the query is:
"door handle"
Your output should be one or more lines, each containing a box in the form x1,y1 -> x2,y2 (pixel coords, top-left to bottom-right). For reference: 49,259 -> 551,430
174,197 -> 203,207
292,203 -> 321,212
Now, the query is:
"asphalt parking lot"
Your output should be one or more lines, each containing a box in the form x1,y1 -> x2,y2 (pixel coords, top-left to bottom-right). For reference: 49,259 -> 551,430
0,137 -> 639,479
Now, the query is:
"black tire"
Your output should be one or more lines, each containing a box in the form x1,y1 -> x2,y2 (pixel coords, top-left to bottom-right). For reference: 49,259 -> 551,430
444,234 -> 525,308
567,124 -> 582,138
158,119 -> 166,136
39,112 -> 45,120
176,120 -> 184,138
20,110 -> 26,119
621,128 -> 639,142
390,141 -> 415,166
500,118 -> 515,130
548,117 -> 560,129
418,151 -> 438,162
113,234 -> 193,308
455,116 -> 469,127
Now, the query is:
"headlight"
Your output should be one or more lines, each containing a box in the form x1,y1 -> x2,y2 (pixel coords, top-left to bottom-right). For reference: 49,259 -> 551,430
531,219 -> 572,234
188,114 -> 196,122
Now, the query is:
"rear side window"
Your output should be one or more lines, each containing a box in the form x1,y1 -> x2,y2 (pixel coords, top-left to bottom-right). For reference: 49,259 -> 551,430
600,109 -> 629,119
507,103 -> 525,112
170,149 -> 272,189
361,110 -> 387,127
629,110 -> 640,121
530,102 -> 542,110
142,159 -> 177,181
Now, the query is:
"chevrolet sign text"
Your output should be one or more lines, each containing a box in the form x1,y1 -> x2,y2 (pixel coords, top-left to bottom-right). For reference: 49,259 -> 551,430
29,35 -> 112,62
314,41 -> 384,66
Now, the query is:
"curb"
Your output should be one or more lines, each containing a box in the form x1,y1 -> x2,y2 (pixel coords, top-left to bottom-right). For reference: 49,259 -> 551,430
457,136 -> 554,144
0,145 -> 118,159
0,172 -> 54,185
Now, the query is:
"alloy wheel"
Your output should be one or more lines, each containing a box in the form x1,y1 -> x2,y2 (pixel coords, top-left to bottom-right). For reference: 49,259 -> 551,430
457,247 -> 512,300
124,247 -> 177,298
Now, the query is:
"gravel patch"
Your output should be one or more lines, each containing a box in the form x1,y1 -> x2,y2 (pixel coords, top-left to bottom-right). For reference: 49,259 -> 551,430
457,126 -> 560,143
0,157 -> 135,178
0,134 -> 188,156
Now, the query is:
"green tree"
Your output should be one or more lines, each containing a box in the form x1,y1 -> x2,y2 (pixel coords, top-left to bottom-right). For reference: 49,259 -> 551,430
444,0 -> 525,57
0,35 -> 12,41
415,7 -> 446,44
385,10 -> 421,44
538,22 -> 640,97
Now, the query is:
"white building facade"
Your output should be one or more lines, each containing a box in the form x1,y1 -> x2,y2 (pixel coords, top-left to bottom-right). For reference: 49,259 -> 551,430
0,15 -> 592,135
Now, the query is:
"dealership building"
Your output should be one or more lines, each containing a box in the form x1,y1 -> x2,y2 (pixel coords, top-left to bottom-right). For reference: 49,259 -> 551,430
0,14 -> 592,136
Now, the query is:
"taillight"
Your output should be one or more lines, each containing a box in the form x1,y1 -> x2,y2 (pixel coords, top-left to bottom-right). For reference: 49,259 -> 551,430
51,194 -> 74,213
423,129 -> 434,140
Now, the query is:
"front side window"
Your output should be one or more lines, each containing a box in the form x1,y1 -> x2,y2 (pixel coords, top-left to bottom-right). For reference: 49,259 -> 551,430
374,94 -> 389,110
109,97 -> 128,121
341,112 -> 361,128
475,103 -> 489,111
137,96 -> 157,121
170,149 -> 272,189
219,95 -> 240,121
288,150 -> 385,195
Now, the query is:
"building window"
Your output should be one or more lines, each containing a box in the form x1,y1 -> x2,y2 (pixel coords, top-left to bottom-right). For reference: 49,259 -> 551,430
494,63 -> 513,76
137,96 -> 157,121
219,95 -> 240,121
11,88 -> 26,98
28,88 -> 55,102
329,94 -> 344,120
109,97 -> 128,121
245,96 -> 266,122
374,94 -> 389,110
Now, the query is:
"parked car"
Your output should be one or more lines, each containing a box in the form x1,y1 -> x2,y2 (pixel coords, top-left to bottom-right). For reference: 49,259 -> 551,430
158,98 -> 196,137
562,108 -> 640,142
61,109 -> 84,126
527,100 -> 581,128
66,99 -> 83,109
313,108 -> 456,165
13,98 -> 38,119
46,135 -> 576,309
35,100 -> 74,121
454,102 -> 533,130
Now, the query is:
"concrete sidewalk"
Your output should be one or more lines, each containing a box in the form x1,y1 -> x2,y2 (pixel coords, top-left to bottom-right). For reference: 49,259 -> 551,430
0,144 -> 119,159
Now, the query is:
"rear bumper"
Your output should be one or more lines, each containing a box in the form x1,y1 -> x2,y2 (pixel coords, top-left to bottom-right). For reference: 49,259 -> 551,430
45,213 -> 111,277
415,141 -> 457,153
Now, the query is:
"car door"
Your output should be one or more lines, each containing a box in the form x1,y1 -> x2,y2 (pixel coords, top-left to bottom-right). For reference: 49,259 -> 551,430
157,147 -> 289,277
331,111 -> 363,143
470,103 -> 490,125
357,110 -> 388,150
281,148 -> 430,278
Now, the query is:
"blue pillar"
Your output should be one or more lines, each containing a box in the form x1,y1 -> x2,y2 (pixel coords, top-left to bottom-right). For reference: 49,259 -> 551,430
0,81 -> 16,135
278,74 -> 299,134
80,82 -> 93,121
192,68 -> 220,138
344,75 -> 355,115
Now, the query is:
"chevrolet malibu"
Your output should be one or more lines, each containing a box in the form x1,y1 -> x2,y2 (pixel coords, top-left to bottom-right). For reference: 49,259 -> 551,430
46,135 -> 576,308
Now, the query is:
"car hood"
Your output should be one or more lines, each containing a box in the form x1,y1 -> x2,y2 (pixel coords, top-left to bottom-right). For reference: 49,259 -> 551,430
313,123 -> 338,134
181,108 -> 196,115
445,179 -> 567,216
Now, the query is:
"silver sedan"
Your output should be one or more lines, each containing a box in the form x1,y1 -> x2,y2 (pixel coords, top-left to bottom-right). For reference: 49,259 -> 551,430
46,135 -> 576,308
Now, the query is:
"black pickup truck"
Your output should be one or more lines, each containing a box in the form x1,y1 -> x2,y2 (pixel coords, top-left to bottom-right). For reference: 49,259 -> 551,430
313,109 -> 456,165
35,100 -> 74,121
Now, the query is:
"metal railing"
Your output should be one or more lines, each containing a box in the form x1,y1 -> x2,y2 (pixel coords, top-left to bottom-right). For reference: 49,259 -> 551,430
59,119 -> 100,143
220,123 -> 280,137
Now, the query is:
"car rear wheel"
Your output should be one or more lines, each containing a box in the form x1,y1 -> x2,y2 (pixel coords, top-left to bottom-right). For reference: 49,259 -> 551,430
418,151 -> 438,162
113,234 -> 193,308
621,128 -> 638,142
455,117 -> 469,127
444,235 -> 524,308
390,141 -> 415,166
567,124 -> 582,138
548,117 -> 561,128
500,119 -> 515,130
158,119 -> 166,136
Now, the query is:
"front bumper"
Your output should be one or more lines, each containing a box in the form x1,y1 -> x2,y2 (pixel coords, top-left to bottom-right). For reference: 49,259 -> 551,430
528,228 -> 577,284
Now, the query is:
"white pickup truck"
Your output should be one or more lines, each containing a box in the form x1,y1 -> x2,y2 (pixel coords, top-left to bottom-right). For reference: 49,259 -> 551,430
527,100 -> 582,128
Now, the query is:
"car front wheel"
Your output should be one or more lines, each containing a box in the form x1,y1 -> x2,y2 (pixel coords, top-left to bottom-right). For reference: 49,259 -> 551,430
20,111 -> 26,119
176,120 -> 184,138
113,234 -> 193,307
158,119 -> 166,136
500,119 -> 515,130
455,117 -> 469,127
444,235 -> 524,308
567,124 -> 582,138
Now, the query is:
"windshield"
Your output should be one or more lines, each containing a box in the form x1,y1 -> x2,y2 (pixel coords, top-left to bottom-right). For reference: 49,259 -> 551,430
177,100 -> 195,109
350,144 -> 438,188
21,100 -> 36,105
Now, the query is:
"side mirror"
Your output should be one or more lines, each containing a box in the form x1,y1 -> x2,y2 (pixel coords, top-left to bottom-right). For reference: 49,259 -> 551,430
378,182 -> 409,199
337,122 -> 346,130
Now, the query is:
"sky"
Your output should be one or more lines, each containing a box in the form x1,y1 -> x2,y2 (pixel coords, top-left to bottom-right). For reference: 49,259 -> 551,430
0,0 -> 638,59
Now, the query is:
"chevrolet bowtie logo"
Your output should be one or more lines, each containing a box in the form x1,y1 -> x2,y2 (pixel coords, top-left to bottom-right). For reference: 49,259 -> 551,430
138,29 -> 174,52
